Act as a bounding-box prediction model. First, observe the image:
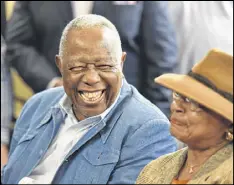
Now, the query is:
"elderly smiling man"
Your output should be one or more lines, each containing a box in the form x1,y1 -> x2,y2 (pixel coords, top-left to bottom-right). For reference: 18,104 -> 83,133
1,15 -> 177,184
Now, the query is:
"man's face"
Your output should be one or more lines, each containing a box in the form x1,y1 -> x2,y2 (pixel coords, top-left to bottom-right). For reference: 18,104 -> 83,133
56,27 -> 126,121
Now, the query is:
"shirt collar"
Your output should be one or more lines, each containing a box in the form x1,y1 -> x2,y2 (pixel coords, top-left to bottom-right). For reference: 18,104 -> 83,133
59,80 -> 123,120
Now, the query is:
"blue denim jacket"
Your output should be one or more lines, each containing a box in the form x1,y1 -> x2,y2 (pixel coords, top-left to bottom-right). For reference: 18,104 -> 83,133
2,80 -> 177,184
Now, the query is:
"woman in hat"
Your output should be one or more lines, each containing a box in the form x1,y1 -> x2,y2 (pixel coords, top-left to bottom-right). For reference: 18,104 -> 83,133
136,49 -> 233,184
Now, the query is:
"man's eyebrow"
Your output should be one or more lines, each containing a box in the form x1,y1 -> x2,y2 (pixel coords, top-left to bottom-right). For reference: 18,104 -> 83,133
66,62 -> 83,67
68,56 -> 112,62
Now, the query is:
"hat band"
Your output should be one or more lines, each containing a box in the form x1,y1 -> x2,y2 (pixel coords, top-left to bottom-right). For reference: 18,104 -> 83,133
188,71 -> 233,103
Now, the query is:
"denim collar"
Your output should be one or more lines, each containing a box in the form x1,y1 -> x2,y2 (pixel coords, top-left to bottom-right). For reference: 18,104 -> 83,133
39,79 -> 129,138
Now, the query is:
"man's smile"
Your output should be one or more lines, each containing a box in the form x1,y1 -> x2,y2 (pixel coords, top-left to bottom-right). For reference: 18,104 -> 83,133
78,90 -> 106,104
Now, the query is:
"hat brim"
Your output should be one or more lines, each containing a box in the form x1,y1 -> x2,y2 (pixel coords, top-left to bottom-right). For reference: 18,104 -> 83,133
155,74 -> 233,123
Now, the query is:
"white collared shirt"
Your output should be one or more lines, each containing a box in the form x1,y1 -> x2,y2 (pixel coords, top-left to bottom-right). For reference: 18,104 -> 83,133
18,81 -> 122,184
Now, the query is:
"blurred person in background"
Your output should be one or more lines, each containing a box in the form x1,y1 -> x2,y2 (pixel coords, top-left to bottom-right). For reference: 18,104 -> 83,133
1,1 -> 13,169
168,1 -> 233,74
1,1 -> 6,39
5,1 -> 177,116
1,35 -> 13,169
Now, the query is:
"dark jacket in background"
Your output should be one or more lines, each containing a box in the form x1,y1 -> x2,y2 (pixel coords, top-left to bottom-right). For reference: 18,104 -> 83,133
5,1 -> 177,115
1,1 -> 6,37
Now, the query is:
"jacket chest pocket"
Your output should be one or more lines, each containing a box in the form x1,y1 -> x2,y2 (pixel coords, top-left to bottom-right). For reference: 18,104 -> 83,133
74,146 -> 120,184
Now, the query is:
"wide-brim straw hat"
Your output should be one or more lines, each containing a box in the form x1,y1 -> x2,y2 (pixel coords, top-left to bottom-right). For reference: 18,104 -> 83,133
155,49 -> 233,123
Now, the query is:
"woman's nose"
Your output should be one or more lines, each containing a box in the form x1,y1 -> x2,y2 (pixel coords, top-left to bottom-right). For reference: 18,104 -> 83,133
170,100 -> 185,114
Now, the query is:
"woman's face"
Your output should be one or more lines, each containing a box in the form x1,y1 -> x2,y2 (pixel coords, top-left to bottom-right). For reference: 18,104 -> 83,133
170,92 -> 231,149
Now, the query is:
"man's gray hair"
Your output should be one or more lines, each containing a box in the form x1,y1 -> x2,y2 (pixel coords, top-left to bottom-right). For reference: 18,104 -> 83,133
59,14 -> 122,62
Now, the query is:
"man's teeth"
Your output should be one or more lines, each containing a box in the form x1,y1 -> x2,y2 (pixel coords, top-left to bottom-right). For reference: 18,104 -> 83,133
80,91 -> 102,101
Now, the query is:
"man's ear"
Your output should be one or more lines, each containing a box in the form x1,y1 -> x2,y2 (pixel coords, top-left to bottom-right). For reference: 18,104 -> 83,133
120,52 -> 127,69
55,55 -> 63,75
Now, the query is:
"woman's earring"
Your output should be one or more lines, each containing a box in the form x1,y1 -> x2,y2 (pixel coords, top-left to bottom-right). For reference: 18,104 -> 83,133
226,131 -> 233,141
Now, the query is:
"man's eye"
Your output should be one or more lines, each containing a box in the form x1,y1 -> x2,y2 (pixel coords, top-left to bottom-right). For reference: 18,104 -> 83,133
69,67 -> 85,72
97,65 -> 113,70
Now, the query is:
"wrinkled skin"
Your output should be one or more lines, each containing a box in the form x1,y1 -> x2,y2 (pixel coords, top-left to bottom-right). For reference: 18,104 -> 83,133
170,95 -> 231,149
56,27 -> 126,121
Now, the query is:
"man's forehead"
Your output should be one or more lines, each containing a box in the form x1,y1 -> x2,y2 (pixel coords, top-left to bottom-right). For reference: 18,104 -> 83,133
61,27 -> 121,64
67,27 -> 117,44
67,55 -> 112,62
67,27 -> 104,41
65,30 -> 108,51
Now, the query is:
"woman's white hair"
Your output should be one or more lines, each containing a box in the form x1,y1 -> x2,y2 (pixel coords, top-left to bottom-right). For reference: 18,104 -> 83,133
59,14 -> 122,63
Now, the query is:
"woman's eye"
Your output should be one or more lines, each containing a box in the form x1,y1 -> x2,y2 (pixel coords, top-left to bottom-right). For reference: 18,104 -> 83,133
185,98 -> 191,103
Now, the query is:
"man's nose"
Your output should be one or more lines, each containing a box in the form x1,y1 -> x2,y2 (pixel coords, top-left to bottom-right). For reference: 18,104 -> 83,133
170,100 -> 185,114
82,69 -> 101,86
